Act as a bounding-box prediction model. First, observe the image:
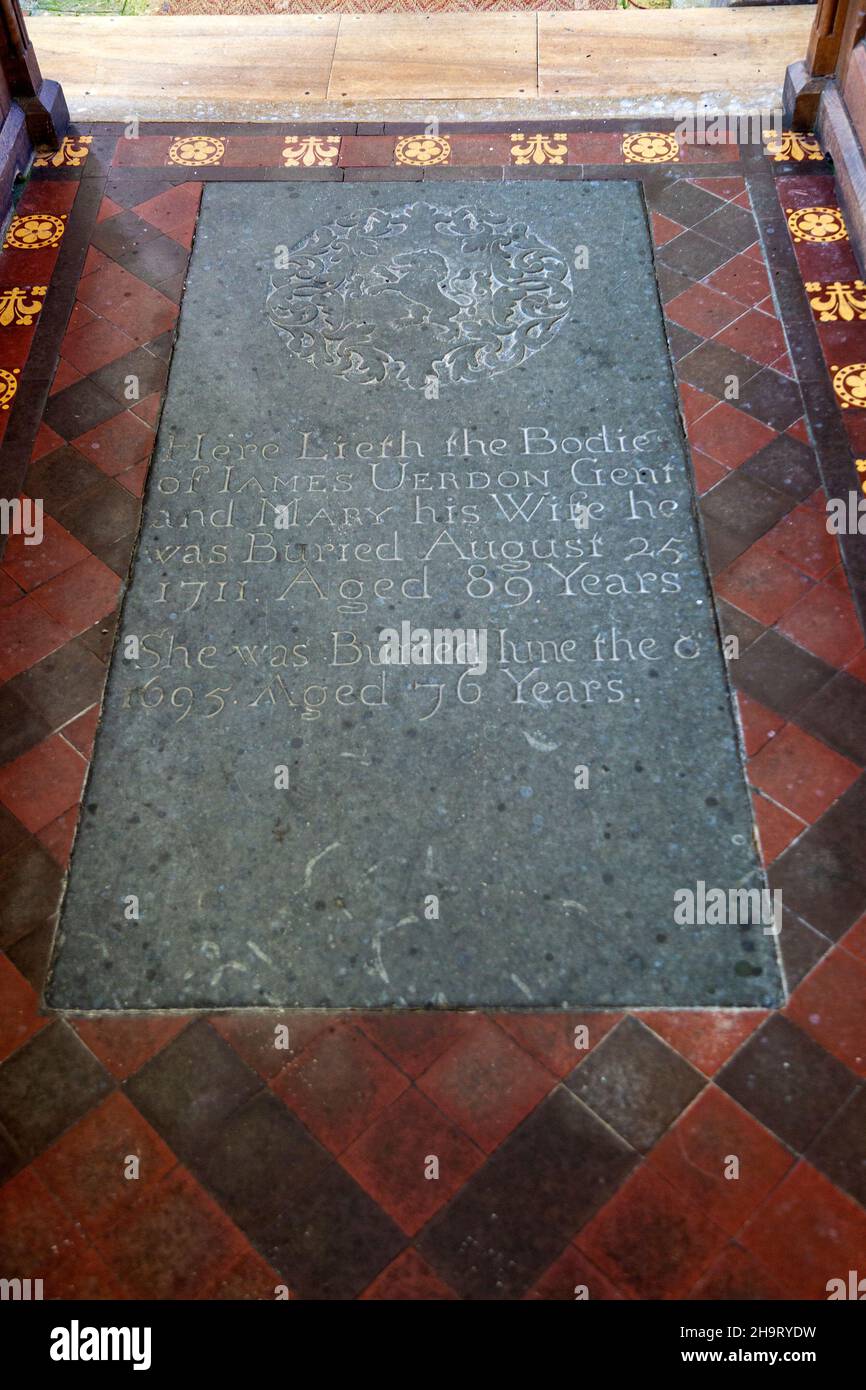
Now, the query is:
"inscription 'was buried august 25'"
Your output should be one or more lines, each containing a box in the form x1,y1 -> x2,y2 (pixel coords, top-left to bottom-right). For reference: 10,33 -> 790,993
47,182 -> 783,1011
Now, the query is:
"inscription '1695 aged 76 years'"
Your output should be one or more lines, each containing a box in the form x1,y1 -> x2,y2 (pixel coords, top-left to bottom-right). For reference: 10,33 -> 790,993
48,182 -> 783,1012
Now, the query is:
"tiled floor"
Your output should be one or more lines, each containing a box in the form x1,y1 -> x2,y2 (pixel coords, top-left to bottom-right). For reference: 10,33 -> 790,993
1,122 -> 866,1299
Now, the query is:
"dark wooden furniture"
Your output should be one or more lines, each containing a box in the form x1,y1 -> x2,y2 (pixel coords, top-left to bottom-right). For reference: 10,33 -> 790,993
0,0 -> 68,223
787,0 -> 866,261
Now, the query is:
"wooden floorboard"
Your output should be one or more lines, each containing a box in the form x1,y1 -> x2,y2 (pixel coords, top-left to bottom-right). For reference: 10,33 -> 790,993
27,10 -> 815,120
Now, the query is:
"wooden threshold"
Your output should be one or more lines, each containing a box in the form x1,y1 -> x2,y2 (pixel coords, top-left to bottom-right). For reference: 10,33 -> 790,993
28,9 -> 815,121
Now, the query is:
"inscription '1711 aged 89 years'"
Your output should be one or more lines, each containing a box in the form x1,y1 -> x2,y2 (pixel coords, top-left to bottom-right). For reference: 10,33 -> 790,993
47,182 -> 783,1010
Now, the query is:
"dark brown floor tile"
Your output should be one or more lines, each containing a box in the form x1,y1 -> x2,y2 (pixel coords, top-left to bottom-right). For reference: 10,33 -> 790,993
717,1014 -> 857,1152
807,1086 -> 866,1208
43,378 -> 123,441
25,444 -> 106,517
8,636 -> 106,731
5,918 -> 56,992
700,471 -> 793,546
736,368 -> 804,432
646,178 -> 726,227
98,532 -> 138,578
715,597 -> 766,654
0,1122 -> 21,1183
0,839 -> 62,950
678,338 -> 763,398
118,234 -> 190,290
702,518 -> 755,574
769,775 -> 866,938
565,1016 -> 704,1152
656,263 -> 694,305
731,628 -> 836,719
740,433 -> 820,501
0,685 -> 52,762
0,1021 -> 113,1161
144,329 -> 175,362
417,1088 -> 637,1299
797,672 -> 866,766
78,609 -> 119,663
124,1019 -> 263,1167
89,207 -> 163,261
778,908 -> 832,990
56,476 -> 141,553
666,321 -> 703,361
699,200 -> 761,252
194,1089 -> 405,1298
0,804 -> 28,860
688,1241 -> 787,1299
658,229 -> 735,281
88,344 -> 168,406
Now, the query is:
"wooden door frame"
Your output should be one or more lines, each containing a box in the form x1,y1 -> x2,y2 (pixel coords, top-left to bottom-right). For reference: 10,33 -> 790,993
0,0 -> 68,221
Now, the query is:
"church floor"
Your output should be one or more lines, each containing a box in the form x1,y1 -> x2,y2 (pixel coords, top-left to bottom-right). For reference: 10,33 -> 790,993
0,123 -> 865,1299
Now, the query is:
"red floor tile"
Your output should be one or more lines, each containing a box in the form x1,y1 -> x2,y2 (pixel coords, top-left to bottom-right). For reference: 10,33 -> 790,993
359,1248 -> 456,1300
34,1092 -> 176,1234
0,594 -> 68,680
688,1241 -> 787,1299
75,261 -> 177,344
0,955 -> 48,1062
30,421 -> 65,462
210,1010 -> 335,1079
640,1010 -> 766,1076
785,947 -> 866,1076
840,912 -> 866,963
358,1010 -> 477,1078
95,1166 -> 245,1300
758,505 -> 841,580
706,251 -> 771,307
61,316 -> 137,376
751,789 -> 807,863
72,409 -> 155,476
715,544 -> 814,626
666,283 -> 744,338
0,1168 -> 92,1283
647,1086 -> 794,1236
35,806 -> 78,867
73,1016 -> 191,1081
778,580 -> 865,668
715,307 -> 788,366
61,703 -> 100,758
0,513 -> 90,592
132,184 -> 202,250
272,1021 -> 408,1154
202,1245 -> 285,1300
30,554 -> 122,636
527,1244 -> 625,1300
739,1161 -> 866,1299
687,401 -> 777,468
736,691 -> 785,757
577,1166 -> 729,1299
341,1087 -> 483,1235
691,447 -> 731,494
678,381 -> 716,429
0,732 -> 87,833
748,722 -> 859,823
416,1017 -> 553,1153
494,1010 -> 621,1077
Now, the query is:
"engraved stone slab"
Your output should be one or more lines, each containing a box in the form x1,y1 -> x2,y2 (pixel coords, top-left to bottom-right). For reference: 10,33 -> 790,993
47,181 -> 783,1009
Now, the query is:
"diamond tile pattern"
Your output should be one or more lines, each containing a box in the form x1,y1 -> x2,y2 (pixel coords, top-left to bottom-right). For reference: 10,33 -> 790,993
0,130 -> 863,1300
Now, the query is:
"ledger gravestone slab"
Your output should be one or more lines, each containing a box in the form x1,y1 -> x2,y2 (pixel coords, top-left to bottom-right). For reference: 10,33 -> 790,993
47,181 -> 783,1009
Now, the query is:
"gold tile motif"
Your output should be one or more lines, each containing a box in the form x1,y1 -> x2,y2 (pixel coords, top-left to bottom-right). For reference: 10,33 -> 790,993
281,136 -> 341,168
831,364 -> 866,409
764,131 -> 824,162
510,133 -> 568,166
34,136 -> 93,168
3,214 -> 66,250
786,206 -> 847,243
395,136 -> 451,167
622,132 -> 680,164
805,280 -> 866,323
0,286 -> 47,327
0,367 -> 20,410
168,136 -> 225,167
